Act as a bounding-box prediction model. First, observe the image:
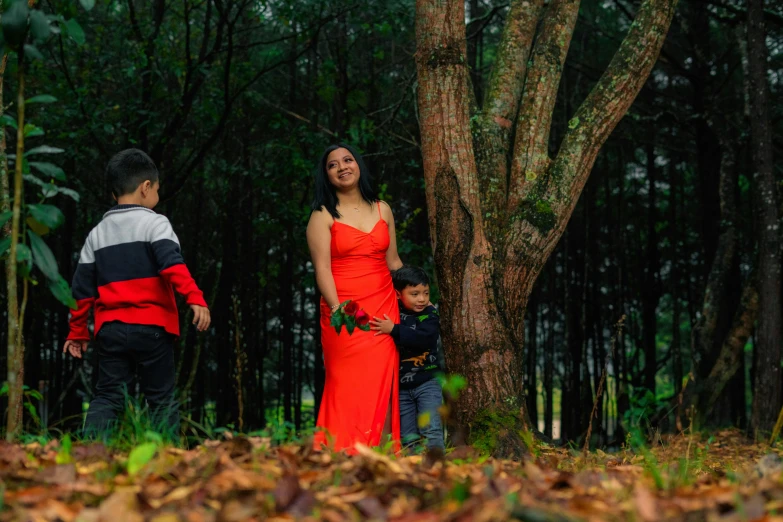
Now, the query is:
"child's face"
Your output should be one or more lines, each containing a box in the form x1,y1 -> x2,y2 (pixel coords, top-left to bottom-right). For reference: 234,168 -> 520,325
397,284 -> 429,313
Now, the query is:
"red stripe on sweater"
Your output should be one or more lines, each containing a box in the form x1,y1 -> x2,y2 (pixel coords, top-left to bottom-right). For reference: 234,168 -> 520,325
161,264 -> 207,307
67,297 -> 95,340
92,276 -> 181,336
67,265 -> 207,339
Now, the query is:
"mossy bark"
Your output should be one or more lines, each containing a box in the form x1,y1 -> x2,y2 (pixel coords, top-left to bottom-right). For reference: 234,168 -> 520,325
415,0 -> 676,452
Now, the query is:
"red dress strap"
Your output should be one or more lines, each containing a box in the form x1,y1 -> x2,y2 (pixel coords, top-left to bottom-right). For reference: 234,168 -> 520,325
377,201 -> 382,219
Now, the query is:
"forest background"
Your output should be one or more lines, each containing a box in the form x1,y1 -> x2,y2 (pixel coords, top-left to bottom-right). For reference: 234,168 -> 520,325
1,0 -> 782,450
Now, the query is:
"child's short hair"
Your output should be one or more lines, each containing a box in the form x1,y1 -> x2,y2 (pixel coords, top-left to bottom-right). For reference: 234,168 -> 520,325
392,265 -> 430,291
106,149 -> 159,197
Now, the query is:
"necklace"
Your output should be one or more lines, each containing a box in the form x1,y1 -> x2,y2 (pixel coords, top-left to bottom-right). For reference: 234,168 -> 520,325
353,207 -> 360,212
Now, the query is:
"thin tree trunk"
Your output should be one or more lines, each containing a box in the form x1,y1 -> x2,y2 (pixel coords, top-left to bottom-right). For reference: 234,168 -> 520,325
748,0 -> 781,436
669,158 -> 683,397
280,233 -> 294,425
544,264 -> 554,438
6,52 -> 25,440
642,142 -> 660,395
526,289 -> 539,428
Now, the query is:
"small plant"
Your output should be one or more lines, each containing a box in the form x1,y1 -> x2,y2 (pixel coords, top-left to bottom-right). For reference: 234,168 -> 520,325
520,428 -> 540,457
622,388 -> 663,436
55,433 -> 72,464
92,394 -> 180,450
0,382 -> 43,430
628,429 -> 664,490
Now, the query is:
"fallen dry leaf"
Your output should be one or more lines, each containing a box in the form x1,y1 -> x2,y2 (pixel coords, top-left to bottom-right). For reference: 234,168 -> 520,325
634,483 -> 659,522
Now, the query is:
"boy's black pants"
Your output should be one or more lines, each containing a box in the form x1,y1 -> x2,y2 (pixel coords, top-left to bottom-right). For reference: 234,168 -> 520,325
84,321 -> 178,437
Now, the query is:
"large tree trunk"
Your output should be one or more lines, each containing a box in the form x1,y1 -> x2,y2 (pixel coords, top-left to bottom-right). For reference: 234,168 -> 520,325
747,0 -> 781,436
414,0 -> 676,452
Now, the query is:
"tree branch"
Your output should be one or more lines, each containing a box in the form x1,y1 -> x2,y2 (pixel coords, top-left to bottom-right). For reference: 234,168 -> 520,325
696,277 -> 758,423
507,0 -> 580,212
545,0 -> 677,224
483,0 -> 544,127
151,0 -> 228,163
471,0 -> 544,241
703,0 -> 783,27
162,33 -> 323,201
467,3 -> 509,40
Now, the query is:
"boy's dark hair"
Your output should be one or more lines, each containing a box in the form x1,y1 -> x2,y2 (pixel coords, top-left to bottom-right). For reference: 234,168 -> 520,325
106,149 -> 159,197
392,265 -> 430,291
311,143 -> 377,219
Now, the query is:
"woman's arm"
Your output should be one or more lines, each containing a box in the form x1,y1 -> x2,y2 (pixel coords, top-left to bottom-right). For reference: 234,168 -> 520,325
306,210 -> 340,309
381,201 -> 403,271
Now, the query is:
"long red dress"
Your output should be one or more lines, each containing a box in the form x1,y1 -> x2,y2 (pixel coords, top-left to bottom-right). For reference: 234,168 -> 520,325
314,202 -> 401,452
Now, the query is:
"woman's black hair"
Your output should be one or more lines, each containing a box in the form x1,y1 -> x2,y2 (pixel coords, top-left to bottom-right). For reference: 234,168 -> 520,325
311,143 -> 377,219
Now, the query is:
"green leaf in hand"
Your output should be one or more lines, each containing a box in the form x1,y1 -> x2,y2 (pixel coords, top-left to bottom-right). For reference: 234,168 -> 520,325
345,314 -> 356,335
330,308 -> 344,335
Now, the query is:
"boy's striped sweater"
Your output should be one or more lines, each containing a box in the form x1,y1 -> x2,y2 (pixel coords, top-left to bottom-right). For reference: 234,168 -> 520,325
67,204 -> 207,340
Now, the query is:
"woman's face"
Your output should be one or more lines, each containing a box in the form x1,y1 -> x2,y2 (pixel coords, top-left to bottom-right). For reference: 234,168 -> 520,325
325,148 -> 360,190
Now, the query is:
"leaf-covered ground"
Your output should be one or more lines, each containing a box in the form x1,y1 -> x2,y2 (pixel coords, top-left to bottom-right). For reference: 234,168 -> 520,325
2,429 -> 783,521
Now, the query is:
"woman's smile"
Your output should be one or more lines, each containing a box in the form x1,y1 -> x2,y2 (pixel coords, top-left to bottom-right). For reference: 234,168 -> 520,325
327,148 -> 360,186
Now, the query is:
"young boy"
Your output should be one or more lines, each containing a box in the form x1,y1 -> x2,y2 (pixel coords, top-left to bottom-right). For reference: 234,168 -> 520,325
62,149 -> 210,437
371,265 -> 444,450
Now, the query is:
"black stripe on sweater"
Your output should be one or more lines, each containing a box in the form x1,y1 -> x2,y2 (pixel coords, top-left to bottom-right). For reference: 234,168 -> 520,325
72,262 -> 97,300
93,241 -> 159,285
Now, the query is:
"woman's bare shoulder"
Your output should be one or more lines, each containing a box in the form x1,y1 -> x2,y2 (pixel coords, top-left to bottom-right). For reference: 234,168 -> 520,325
378,200 -> 394,219
308,207 -> 334,228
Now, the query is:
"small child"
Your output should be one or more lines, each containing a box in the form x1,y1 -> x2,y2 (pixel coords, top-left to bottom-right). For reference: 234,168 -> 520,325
62,149 -> 210,437
371,265 -> 444,450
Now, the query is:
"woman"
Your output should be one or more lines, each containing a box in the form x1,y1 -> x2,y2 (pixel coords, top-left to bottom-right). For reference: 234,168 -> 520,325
307,143 -> 403,452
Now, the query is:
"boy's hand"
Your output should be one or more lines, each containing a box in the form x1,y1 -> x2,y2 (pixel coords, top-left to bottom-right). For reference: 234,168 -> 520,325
370,314 -> 395,336
190,305 -> 211,331
63,340 -> 88,359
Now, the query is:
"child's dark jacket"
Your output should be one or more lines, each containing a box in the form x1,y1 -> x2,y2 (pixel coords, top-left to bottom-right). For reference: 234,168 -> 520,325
392,302 -> 441,390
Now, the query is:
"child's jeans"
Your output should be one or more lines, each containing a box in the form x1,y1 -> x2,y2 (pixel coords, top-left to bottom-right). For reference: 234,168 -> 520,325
83,321 -> 178,438
399,378 -> 445,450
